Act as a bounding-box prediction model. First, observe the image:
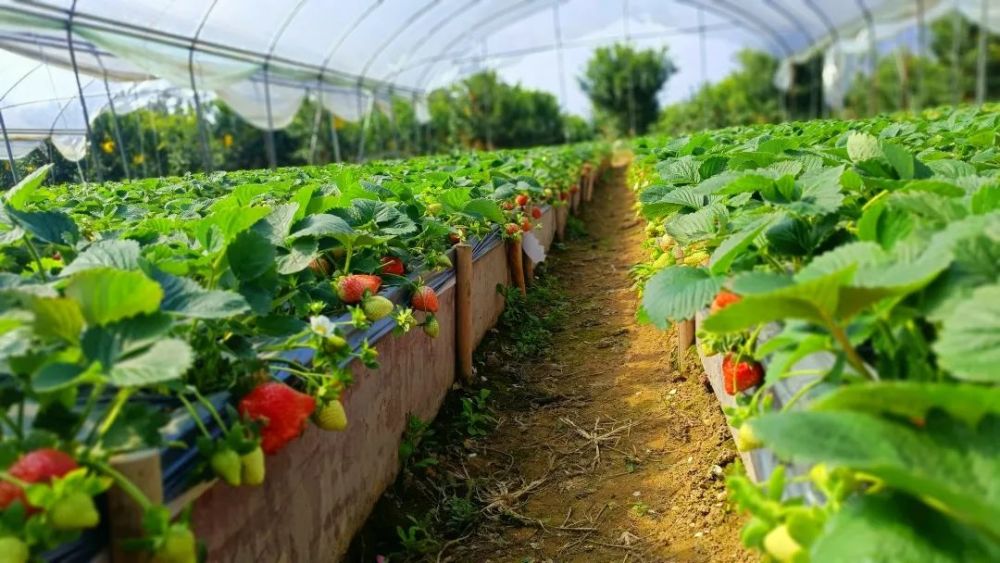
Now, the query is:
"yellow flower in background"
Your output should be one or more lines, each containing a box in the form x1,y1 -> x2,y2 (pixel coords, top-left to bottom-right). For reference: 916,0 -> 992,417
101,139 -> 115,154
222,133 -> 234,148
333,117 -> 346,130
132,153 -> 145,165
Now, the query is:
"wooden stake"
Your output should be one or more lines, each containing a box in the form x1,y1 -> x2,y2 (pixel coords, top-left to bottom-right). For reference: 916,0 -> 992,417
584,172 -> 594,202
522,249 -> 535,286
555,205 -> 566,242
571,188 -> 581,216
455,243 -> 473,383
108,449 -> 163,563
677,318 -> 695,351
507,239 -> 526,296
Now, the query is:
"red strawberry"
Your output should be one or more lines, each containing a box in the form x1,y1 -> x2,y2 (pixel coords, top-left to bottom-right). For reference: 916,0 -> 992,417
521,219 -> 533,232
239,382 -> 316,455
559,191 -> 569,201
411,285 -> 439,313
570,184 -> 580,194
380,256 -> 405,276
515,194 -> 529,207
336,274 -> 382,304
530,206 -> 543,220
711,290 -> 741,313
505,223 -> 521,236
0,449 -> 78,510
502,201 -> 514,211
722,355 -> 763,395
448,228 -> 465,245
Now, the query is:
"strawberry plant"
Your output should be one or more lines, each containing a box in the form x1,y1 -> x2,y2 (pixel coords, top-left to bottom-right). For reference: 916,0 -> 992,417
0,141 -> 609,558
633,105 -> 1000,559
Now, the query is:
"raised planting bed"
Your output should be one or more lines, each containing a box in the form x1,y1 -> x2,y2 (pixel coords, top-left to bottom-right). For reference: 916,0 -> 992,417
631,105 -> 1000,561
0,142 -> 611,562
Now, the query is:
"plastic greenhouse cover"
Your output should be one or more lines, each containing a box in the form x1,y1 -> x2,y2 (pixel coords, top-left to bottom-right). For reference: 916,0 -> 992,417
1,0 -> 997,161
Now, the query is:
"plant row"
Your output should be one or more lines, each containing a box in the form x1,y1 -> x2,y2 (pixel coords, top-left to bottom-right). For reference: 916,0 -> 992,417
0,142 -> 608,561
630,105 -> 999,561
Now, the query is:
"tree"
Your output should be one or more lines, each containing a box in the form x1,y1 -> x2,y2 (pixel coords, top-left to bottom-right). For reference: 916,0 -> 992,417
579,44 -> 677,136
656,50 -> 781,135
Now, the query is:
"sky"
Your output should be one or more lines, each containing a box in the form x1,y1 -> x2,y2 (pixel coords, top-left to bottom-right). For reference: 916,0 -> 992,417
428,10 -> 754,117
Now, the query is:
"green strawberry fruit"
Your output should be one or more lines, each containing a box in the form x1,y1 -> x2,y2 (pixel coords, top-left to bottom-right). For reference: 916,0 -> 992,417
49,491 -> 100,531
210,448 -> 242,486
0,536 -> 29,563
152,526 -> 197,563
240,446 -> 266,486
423,315 -> 440,338
362,295 -> 394,322
313,400 -> 348,431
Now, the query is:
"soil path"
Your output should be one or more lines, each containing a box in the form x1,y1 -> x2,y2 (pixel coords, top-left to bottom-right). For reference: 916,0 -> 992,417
352,167 -> 750,562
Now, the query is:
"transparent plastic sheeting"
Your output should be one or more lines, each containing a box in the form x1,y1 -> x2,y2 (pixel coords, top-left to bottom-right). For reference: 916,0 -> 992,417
1,0 -> 997,161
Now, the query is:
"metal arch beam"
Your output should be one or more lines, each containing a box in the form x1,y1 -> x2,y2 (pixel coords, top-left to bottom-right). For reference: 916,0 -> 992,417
855,0 -> 879,115
358,0 -> 442,81
0,62 -> 44,102
761,0 -> 816,46
800,0 -> 839,42
413,0 -> 555,92
8,2 -> 422,96
381,0 -> 484,83
389,22 -> 738,72
189,0 -> 220,173
262,0 -> 310,169
676,0 -> 793,57
66,0 -> 100,182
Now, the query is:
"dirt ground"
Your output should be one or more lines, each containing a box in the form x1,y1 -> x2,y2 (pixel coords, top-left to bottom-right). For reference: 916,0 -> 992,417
350,167 -> 751,562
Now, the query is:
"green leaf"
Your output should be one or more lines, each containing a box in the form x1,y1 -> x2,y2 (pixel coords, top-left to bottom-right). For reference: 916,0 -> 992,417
463,199 -> 505,224
227,230 -> 275,281
287,213 -> 353,241
664,204 -> 726,245
153,271 -> 249,319
709,215 -> 775,275
702,268 -> 852,333
812,382 -> 1000,428
28,297 -> 85,343
934,284 -> 1000,382
754,409 -> 1000,539
640,267 -> 721,329
61,239 -> 141,276
811,492 -> 1000,562
797,242 -> 887,282
657,156 -> 701,185
252,203 -> 299,246
881,141 -> 918,180
846,132 -> 881,162
197,206 -> 271,245
64,269 -> 163,326
5,164 -> 52,210
730,271 -> 793,295
33,363 -> 88,392
438,188 -> 471,210
108,338 -> 193,387
4,207 -> 79,245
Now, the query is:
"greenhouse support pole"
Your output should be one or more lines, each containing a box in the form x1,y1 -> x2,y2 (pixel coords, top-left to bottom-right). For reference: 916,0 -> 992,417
0,108 -> 18,184
914,0 -> 926,113
553,3 -> 569,142
976,0 -> 989,104
308,87 -> 323,165
66,0 -> 102,182
698,7 -> 709,129
133,111 -> 148,178
411,92 -> 421,156
857,0 -> 879,116
188,60 -> 213,173
952,5 -> 963,105
263,65 -> 278,170
189,1 -> 218,173
147,109 -> 164,177
387,88 -> 402,157
356,82 -> 367,162
99,69 -> 132,181
331,114 -> 342,163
